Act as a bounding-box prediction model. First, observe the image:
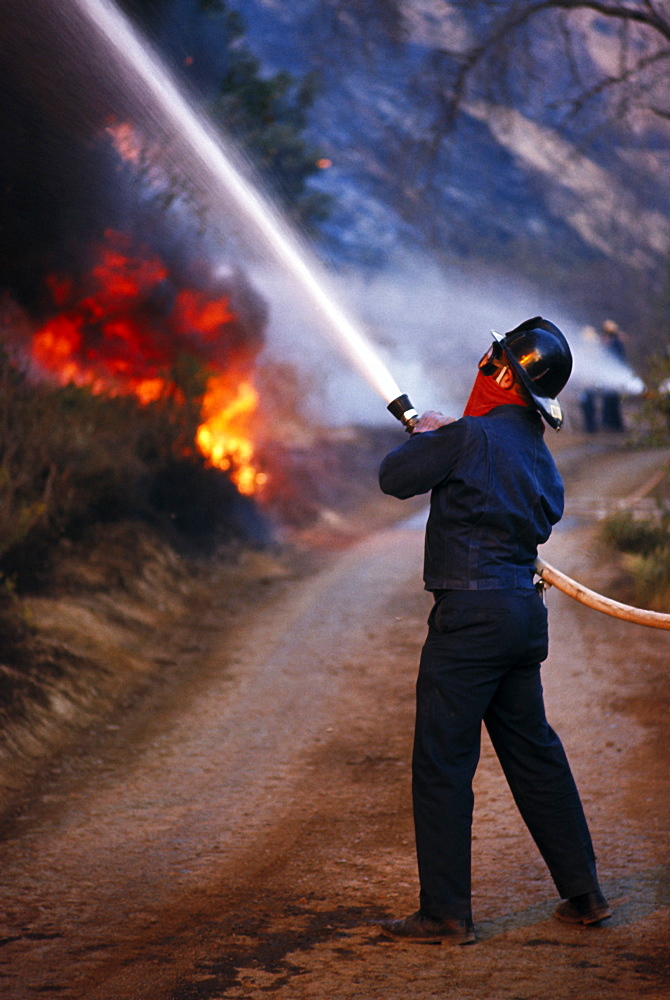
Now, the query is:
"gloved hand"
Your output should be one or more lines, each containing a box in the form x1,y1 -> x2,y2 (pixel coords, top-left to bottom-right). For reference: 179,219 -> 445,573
412,411 -> 456,433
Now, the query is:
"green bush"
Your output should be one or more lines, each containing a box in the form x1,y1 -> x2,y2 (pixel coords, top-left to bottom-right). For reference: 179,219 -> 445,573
600,508 -> 670,557
602,348 -> 670,607
622,549 -> 670,610
636,350 -> 670,445
600,505 -> 670,610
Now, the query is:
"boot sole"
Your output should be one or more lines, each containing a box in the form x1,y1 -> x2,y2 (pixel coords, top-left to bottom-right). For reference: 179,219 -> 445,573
555,906 -> 612,925
378,926 -> 476,945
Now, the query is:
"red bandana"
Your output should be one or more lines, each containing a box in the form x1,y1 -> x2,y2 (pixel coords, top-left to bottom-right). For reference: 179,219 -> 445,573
462,370 -> 531,418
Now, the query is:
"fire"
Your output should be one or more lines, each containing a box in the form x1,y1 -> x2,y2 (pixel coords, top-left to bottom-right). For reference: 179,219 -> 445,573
29,232 -> 267,495
174,289 -> 237,341
196,376 -> 267,495
32,315 -> 84,386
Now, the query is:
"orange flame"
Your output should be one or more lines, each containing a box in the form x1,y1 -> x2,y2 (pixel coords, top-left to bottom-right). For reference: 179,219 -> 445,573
29,234 -> 267,494
196,375 -> 267,495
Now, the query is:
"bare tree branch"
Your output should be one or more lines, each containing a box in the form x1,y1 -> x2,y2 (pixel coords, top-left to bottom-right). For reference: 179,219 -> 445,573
420,1 -> 670,141
559,47 -> 670,116
521,1 -> 670,41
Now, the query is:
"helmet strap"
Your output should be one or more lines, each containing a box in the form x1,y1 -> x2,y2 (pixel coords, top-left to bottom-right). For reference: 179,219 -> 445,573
494,364 -> 511,386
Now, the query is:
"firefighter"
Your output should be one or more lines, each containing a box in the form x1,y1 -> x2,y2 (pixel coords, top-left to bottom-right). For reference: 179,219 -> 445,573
600,319 -> 627,432
378,318 -> 610,943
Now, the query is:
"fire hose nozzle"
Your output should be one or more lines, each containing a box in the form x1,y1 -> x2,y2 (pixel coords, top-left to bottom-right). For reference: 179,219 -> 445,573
387,393 -> 419,432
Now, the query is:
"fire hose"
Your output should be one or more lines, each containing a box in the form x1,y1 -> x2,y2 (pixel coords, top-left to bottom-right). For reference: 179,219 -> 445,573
534,557 -> 670,630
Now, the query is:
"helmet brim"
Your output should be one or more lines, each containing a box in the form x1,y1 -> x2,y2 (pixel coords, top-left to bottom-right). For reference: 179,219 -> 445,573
491,329 -> 564,430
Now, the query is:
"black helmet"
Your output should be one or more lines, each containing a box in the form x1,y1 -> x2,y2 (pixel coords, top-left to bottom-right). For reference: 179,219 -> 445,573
492,316 -> 572,429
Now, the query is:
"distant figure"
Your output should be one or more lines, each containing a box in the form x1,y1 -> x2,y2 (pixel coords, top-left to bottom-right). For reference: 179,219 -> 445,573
600,319 -> 626,432
578,325 -> 600,433
580,390 -> 598,433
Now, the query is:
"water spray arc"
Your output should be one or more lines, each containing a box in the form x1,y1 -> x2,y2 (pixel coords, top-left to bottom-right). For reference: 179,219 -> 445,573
74,0 -> 405,413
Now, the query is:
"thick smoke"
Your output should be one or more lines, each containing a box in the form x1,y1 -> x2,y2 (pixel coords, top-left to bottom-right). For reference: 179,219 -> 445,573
250,254 -> 644,428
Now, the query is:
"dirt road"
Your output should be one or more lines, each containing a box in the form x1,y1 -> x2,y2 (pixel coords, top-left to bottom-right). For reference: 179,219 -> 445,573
0,442 -> 668,999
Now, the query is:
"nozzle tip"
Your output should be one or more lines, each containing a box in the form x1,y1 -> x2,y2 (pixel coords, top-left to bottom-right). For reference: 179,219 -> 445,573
387,393 -> 419,430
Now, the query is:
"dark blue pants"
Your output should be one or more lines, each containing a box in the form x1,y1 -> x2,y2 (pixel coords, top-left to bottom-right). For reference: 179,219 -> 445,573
413,588 -> 600,922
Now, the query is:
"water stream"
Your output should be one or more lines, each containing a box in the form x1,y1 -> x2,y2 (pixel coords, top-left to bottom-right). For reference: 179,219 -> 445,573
73,0 -> 403,407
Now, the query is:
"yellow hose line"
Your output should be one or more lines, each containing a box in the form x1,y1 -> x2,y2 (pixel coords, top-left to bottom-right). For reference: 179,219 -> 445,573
534,557 -> 670,630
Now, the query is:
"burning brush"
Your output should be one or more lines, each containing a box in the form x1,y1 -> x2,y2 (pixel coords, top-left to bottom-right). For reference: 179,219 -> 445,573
28,231 -> 268,496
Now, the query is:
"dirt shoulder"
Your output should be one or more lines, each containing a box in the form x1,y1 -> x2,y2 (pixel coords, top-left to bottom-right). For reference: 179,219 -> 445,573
0,435 -> 668,1000
0,426 -> 402,819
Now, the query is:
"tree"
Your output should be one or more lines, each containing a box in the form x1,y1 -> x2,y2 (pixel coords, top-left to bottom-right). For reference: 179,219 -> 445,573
119,0 -> 331,229
411,1 -> 670,151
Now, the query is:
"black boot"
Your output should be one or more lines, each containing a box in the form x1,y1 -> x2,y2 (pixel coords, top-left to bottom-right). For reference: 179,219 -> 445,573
555,890 -> 611,925
378,910 -> 475,944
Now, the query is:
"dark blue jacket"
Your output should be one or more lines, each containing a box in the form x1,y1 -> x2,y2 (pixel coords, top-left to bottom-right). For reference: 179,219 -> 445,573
379,405 -> 564,590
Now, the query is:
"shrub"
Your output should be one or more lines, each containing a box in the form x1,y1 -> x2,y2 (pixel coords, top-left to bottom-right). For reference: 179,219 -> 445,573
622,549 -> 670,610
601,347 -> 670,607
600,508 -> 670,557
0,347 -> 267,589
600,504 -> 670,610
636,350 -> 670,445
0,348 -> 63,562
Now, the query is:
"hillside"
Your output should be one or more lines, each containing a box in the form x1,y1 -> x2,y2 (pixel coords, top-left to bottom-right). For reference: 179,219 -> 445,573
222,0 -> 670,342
